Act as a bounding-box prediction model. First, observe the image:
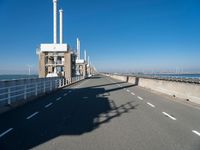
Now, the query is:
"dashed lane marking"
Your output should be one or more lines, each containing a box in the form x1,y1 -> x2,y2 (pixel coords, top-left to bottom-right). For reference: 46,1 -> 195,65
192,130 -> 200,137
147,102 -> 155,108
162,112 -> 176,120
26,112 -> 39,120
126,89 -> 130,92
64,93 -> 68,96
56,97 -> 62,101
131,92 -> 135,96
137,96 -> 143,100
0,128 -> 13,138
45,103 -> 53,108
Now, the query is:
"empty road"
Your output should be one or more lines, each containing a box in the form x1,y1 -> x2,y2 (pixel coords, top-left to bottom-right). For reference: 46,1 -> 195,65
0,75 -> 200,150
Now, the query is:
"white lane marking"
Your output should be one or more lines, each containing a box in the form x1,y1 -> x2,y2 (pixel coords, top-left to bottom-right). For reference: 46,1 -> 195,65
45,102 -> 53,108
56,97 -> 62,101
137,96 -> 143,100
26,112 -> 39,120
162,112 -> 176,120
126,89 -> 130,92
131,92 -> 135,96
147,102 -> 155,108
64,93 -> 68,96
68,90 -> 72,93
192,130 -> 200,137
0,128 -> 13,138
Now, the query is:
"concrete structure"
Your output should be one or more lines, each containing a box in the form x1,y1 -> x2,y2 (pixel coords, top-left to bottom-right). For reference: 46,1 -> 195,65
107,74 -> 200,105
37,0 -> 76,81
75,38 -> 88,77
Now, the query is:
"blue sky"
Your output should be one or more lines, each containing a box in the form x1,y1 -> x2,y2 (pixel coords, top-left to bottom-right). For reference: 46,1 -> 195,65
0,0 -> 200,74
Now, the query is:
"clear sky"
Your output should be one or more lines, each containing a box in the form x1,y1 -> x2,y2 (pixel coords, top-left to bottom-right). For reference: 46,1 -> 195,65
0,0 -> 200,74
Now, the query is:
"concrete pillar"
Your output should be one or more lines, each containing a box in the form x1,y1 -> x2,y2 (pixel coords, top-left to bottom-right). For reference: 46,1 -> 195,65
64,52 -> 72,82
39,52 -> 46,78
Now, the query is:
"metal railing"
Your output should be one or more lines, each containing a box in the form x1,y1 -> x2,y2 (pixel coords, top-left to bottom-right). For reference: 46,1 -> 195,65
0,76 -> 84,107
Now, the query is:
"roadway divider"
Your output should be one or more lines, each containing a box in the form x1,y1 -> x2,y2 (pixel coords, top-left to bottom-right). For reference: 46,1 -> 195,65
0,76 -> 85,114
104,73 -> 200,105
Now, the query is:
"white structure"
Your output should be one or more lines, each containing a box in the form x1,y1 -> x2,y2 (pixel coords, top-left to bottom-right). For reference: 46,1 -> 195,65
53,0 -> 58,44
88,56 -> 90,66
37,0 -> 76,79
59,9 -> 63,44
84,50 -> 87,61
77,38 -> 80,60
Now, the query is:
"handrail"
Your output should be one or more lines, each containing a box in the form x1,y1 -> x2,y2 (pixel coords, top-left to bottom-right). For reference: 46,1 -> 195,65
0,76 -> 85,106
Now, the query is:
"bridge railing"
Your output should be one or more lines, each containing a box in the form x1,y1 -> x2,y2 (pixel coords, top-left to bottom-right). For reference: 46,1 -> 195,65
0,76 -> 84,107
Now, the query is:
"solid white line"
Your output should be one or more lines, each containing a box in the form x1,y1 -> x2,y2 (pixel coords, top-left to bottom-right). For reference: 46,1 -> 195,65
56,97 -> 62,101
0,128 -> 13,138
131,92 -> 135,96
162,112 -> 176,120
45,102 -> 53,108
26,112 -> 39,120
137,96 -> 143,100
147,102 -> 155,108
192,130 -> 200,137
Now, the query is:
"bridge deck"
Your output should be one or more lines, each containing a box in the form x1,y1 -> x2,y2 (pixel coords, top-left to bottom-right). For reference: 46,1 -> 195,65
0,75 -> 200,150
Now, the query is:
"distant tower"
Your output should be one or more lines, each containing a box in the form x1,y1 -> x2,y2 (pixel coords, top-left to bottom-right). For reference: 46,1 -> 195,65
84,50 -> 87,62
77,38 -> 80,60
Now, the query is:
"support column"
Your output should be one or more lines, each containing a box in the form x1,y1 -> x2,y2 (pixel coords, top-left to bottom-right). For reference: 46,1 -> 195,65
83,64 -> 87,77
39,52 -> 46,78
64,52 -> 72,83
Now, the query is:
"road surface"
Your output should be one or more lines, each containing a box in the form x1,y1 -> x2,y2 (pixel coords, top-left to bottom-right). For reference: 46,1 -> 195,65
0,75 -> 200,150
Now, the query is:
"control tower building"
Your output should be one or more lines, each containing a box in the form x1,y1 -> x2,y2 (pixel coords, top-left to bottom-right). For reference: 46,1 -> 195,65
36,0 -> 76,81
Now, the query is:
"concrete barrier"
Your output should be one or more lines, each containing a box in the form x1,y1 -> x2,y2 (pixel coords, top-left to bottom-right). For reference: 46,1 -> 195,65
108,74 -> 128,82
106,74 -> 200,105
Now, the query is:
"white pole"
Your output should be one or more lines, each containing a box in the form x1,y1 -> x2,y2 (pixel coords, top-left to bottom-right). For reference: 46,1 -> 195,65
88,56 -> 90,66
59,9 -> 63,44
84,50 -> 87,61
53,0 -> 58,44
77,38 -> 80,59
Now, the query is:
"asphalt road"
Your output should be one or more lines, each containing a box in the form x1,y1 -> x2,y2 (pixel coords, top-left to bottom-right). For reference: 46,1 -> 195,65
0,75 -> 200,150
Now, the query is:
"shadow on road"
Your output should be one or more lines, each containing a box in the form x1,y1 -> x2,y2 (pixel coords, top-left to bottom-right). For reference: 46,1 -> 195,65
0,76 -> 139,149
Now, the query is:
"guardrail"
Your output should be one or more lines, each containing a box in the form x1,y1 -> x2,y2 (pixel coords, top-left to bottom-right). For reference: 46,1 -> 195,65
0,76 -> 84,107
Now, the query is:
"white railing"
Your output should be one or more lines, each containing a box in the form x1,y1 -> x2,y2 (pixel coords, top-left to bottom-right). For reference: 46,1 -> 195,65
0,76 -> 84,107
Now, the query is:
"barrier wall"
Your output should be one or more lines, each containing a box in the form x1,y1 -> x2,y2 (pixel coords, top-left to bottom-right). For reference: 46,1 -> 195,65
107,74 -> 200,105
